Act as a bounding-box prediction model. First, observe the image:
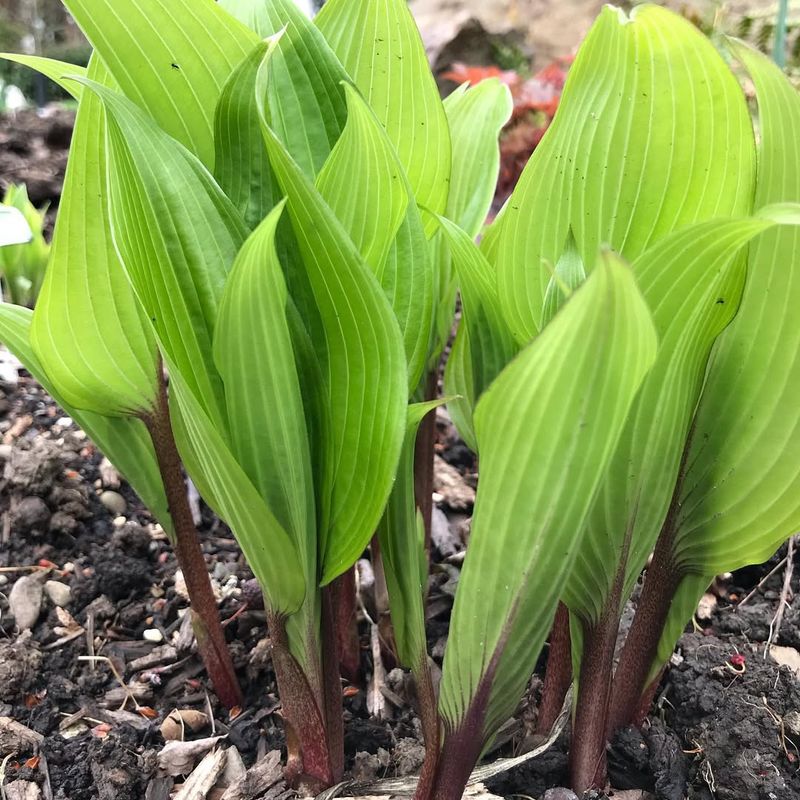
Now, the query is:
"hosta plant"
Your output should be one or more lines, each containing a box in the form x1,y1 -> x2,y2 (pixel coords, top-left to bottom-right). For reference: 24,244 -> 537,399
1,2 -> 799,800
0,184 -> 49,306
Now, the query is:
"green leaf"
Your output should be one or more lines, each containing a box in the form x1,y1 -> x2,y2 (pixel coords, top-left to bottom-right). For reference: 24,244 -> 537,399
541,231 -> 586,327
439,253 -> 657,743
316,83 -> 408,275
668,43 -> 800,578
563,217 -> 774,627
30,55 -> 159,418
316,83 -> 433,391
62,0 -> 258,168
483,4 -> 756,343
213,201 -> 316,588
443,79 -> 512,236
223,0 -> 350,177
438,216 -> 518,451
259,93 -> 408,584
0,304 -> 170,534
169,369 -> 306,616
214,40 -> 280,230
0,53 -> 85,100
315,0 -> 452,233
78,79 -> 248,432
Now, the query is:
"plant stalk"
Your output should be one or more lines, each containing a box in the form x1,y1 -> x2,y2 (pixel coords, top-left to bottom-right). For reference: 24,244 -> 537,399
568,608 -> 619,795
606,538 -> 680,734
536,602 -> 572,735
321,584 -> 345,783
143,373 -> 242,710
331,567 -> 361,685
414,369 -> 438,552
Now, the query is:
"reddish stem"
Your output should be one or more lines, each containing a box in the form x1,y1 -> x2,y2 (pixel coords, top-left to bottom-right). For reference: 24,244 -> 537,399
331,567 -> 361,685
143,373 -> 242,710
414,369 -> 438,553
321,584 -> 345,783
536,602 -> 572,735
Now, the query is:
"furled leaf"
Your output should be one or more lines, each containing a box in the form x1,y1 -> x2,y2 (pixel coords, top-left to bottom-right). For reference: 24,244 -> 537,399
315,0 -> 452,231
563,217 -> 774,628
29,55 -> 159,418
378,400 -> 445,670
316,84 -> 408,275
0,53 -> 85,100
62,0 -> 258,168
169,370 -> 305,615
214,41 -> 280,230
483,4 -> 756,343
667,44 -> 800,583
541,231 -> 586,326
223,0 -> 349,177
0,304 -> 170,533
439,254 -> 657,743
443,79 -> 512,236
439,216 -> 518,451
259,95 -> 408,584
213,201 -> 316,590
78,79 -> 248,432
316,84 -> 433,390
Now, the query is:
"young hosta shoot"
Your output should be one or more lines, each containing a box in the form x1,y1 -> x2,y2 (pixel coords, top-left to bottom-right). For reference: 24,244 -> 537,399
609,42 -> 800,735
0,184 -> 49,307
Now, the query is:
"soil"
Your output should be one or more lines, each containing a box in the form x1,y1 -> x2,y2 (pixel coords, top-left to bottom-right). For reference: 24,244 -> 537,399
3,104 -> 800,800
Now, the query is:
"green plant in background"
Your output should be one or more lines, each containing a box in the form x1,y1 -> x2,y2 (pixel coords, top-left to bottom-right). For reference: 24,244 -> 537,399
0,184 -> 49,306
0,2 -> 799,800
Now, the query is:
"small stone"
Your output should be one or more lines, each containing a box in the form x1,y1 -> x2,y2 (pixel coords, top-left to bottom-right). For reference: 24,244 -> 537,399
11,497 -> 51,534
143,628 -> 164,643
784,710 -> 800,736
0,444 -> 12,461
44,580 -> 72,608
541,790 -> 579,800
56,416 -> 73,428
100,490 -> 127,515
112,515 -> 127,529
8,575 -> 44,630
0,575 -> 8,587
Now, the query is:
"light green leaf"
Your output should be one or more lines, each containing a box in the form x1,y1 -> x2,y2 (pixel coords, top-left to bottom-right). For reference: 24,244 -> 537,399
315,0 -> 452,232
483,4 -> 756,343
79,79 -> 248,432
213,201 -> 316,587
439,253 -> 657,742
563,217 -> 773,628
214,40 -> 280,230
169,370 -> 305,616
669,43 -> 800,578
316,83 -> 433,391
443,79 -> 512,236
541,231 -> 586,327
30,55 -> 159,418
0,304 -> 170,534
223,0 -> 350,177
259,94 -> 408,584
316,83 -> 408,275
438,216 -> 518,451
0,53 -> 85,100
62,0 -> 258,168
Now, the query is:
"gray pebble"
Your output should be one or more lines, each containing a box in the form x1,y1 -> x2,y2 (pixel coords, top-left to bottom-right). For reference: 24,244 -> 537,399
9,575 -> 43,631
44,580 -> 71,608
99,490 -> 127,515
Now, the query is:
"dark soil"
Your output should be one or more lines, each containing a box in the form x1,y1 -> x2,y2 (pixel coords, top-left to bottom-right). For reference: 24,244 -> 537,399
2,108 -> 800,800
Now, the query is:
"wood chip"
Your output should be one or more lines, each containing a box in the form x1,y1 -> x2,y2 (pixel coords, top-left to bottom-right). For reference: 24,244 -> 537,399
173,747 -> 226,800
3,414 -> 32,444
4,780 -> 43,800
0,716 -> 44,755
158,736 -> 225,777
220,750 -> 285,800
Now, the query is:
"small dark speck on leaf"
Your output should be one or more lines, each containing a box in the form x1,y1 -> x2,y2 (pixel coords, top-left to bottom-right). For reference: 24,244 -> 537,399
716,298 -> 725,305
171,63 -> 180,70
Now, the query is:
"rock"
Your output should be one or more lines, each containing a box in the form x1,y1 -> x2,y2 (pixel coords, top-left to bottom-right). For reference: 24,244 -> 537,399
44,579 -> 72,608
696,592 -> 717,621
769,645 -> 800,677
3,440 -> 63,495
784,709 -> 800,736
143,628 -> 164,643
100,490 -> 127,515
11,496 -> 51,534
9,574 -> 44,630
0,636 -> 42,702
0,443 -> 12,461
541,790 -> 579,800
4,780 -> 42,800
432,455 -> 476,511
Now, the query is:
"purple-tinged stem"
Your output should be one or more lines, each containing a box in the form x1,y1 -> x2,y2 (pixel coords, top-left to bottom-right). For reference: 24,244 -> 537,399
536,602 -> 572,735
142,372 -> 242,710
